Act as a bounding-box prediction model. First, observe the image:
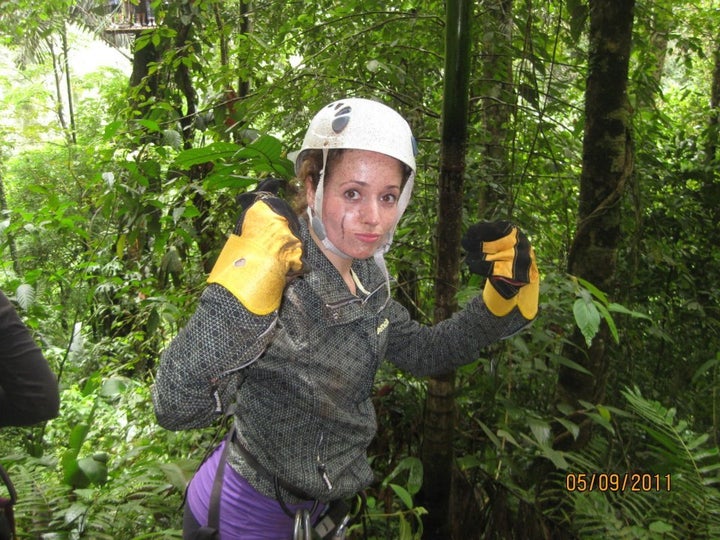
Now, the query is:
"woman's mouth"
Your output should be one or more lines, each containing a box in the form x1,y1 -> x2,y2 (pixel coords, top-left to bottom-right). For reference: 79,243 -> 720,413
355,233 -> 381,244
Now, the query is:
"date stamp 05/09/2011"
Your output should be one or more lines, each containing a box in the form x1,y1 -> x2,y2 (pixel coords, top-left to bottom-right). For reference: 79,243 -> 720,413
565,473 -> 672,493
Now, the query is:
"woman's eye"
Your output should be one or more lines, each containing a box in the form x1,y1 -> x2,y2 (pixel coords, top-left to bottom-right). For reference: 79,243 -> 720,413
344,189 -> 360,200
381,193 -> 398,204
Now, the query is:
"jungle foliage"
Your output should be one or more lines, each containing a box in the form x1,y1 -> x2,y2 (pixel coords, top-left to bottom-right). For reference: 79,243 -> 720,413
0,0 -> 719,538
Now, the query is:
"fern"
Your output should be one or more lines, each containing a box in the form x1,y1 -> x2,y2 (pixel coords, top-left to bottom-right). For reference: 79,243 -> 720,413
4,461 -> 70,536
621,386 -> 720,538
548,387 -> 720,539
14,283 -> 35,310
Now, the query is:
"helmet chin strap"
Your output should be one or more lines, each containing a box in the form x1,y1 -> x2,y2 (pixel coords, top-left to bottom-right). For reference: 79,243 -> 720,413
308,148 -> 354,261
307,206 -> 354,260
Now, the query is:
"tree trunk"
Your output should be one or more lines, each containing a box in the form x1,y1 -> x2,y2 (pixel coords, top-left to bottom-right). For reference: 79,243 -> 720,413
557,0 -> 635,448
61,22 -> 76,145
48,39 -> 69,137
0,171 -> 20,276
420,0 -> 472,537
128,38 -> 160,115
477,0 -> 514,219
700,39 -> 720,447
238,0 -> 252,99
705,40 -> 720,184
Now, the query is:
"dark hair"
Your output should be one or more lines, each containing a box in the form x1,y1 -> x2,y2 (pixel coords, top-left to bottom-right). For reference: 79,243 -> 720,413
289,149 -> 345,214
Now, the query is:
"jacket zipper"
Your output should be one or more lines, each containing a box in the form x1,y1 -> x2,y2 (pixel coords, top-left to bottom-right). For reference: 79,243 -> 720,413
316,432 -> 333,492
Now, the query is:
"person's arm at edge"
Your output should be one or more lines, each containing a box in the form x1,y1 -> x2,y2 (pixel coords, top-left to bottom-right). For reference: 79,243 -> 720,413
0,290 -> 60,427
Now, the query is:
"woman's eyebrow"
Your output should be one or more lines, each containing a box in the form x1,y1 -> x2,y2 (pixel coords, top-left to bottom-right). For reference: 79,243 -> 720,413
338,179 -> 401,190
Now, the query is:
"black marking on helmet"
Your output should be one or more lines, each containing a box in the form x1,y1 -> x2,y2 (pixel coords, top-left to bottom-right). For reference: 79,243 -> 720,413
331,106 -> 352,133
332,116 -> 350,133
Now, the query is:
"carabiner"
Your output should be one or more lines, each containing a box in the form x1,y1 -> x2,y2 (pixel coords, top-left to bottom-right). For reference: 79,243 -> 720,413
333,514 -> 351,539
293,508 -> 312,540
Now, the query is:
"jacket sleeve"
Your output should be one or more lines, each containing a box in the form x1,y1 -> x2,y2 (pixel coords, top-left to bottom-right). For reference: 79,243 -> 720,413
384,294 -> 532,378
0,291 -> 60,427
152,284 -> 277,431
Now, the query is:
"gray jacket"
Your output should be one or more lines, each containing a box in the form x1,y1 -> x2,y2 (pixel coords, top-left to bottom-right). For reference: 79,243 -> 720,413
152,219 -> 530,502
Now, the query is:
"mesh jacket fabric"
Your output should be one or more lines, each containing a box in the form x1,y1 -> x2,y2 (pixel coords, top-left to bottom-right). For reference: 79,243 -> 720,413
152,218 -> 530,503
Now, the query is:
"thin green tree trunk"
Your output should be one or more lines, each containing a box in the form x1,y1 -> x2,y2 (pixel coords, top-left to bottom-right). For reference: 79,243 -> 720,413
61,22 -> 76,145
421,0 -> 472,537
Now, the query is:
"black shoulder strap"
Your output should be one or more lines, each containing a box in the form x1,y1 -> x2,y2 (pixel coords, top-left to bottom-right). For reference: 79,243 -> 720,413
0,463 -> 17,540
0,465 -> 16,505
206,424 -> 234,531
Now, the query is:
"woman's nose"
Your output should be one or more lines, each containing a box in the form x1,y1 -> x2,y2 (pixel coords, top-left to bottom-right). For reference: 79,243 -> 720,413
361,200 -> 380,225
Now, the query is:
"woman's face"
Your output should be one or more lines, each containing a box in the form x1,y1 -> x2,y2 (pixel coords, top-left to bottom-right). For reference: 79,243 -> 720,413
306,149 -> 405,260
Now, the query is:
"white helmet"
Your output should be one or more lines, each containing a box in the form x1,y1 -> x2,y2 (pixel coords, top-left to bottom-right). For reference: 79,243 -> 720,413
295,97 -> 417,176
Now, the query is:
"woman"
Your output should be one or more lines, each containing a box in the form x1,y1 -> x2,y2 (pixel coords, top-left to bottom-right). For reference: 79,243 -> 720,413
152,97 -> 539,539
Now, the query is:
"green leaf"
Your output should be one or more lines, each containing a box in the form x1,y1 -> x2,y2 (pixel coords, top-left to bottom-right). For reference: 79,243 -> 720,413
596,404 -> 612,422
585,411 -> 615,435
567,0 -> 589,42
528,417 -> 551,446
573,297 -> 601,347
649,520 -> 674,533
691,353 -> 720,384
687,433 -> 710,450
62,453 -> 88,488
64,502 -> 89,525
554,417 -> 580,441
159,461 -> 197,492
382,457 -> 423,495
540,446 -> 568,469
456,453 -> 483,471
103,120 -> 123,140
136,119 -> 162,132
77,455 -> 108,486
476,419 -> 502,448
389,483 -> 414,510
607,302 -> 652,320
67,424 -> 89,454
174,141 -> 240,168
497,429 -> 520,447
594,301 -> 619,344
398,513 -> 411,539
576,276 -> 609,305
554,355 -> 593,376
100,377 -> 129,397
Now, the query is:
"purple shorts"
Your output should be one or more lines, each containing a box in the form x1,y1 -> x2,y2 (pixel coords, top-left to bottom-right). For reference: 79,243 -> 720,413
186,441 -> 325,539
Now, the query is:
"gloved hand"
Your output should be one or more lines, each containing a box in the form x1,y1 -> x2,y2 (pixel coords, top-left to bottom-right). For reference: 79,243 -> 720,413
461,220 -> 539,319
207,187 -> 305,315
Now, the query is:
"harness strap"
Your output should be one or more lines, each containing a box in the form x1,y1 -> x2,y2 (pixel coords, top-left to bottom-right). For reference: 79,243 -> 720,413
0,466 -> 16,506
0,464 -> 17,540
206,426 -> 234,531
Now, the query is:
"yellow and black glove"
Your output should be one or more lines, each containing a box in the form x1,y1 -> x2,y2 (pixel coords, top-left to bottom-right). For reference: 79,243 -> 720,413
208,188 -> 305,315
461,220 -> 539,319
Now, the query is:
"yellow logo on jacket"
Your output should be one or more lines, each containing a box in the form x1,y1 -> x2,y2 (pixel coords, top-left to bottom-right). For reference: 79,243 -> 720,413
376,318 -> 389,335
